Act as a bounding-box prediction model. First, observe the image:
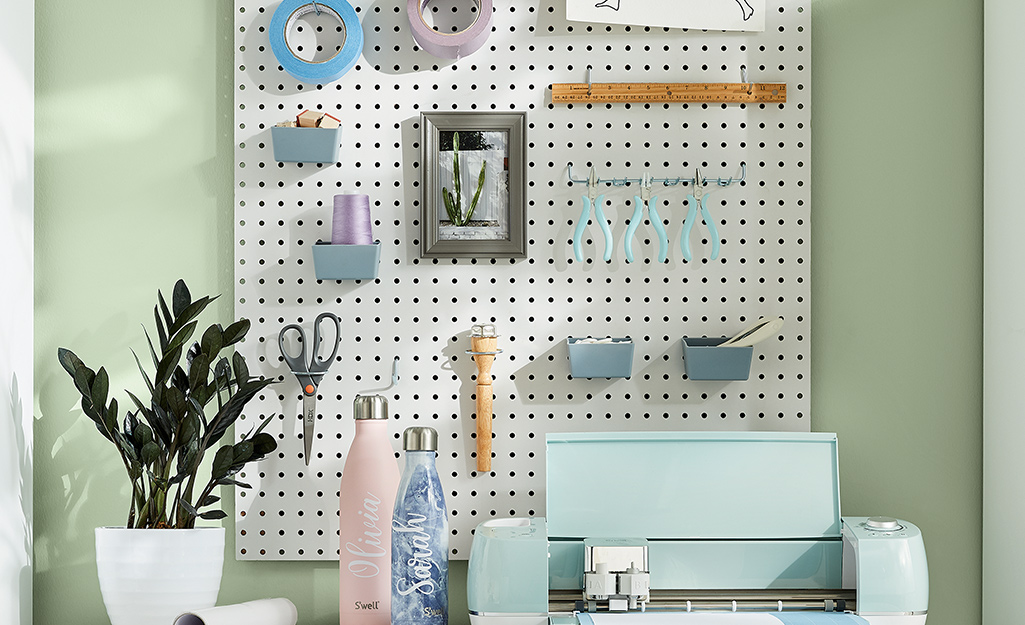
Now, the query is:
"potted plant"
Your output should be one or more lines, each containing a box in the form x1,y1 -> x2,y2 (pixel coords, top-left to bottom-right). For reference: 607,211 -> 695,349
57,280 -> 277,625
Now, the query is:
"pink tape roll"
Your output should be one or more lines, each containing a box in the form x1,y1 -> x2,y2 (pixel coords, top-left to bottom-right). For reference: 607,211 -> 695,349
407,0 -> 494,59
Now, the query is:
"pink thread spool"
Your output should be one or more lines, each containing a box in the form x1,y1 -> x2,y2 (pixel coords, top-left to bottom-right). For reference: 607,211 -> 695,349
332,193 -> 373,245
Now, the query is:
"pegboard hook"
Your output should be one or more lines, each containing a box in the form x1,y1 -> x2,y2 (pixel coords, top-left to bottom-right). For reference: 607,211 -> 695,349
741,65 -> 752,95
311,0 -> 322,15
587,65 -> 593,97
391,355 -> 400,386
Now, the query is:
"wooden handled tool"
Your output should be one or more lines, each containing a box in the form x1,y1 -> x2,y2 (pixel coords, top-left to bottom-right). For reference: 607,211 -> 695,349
468,324 -> 501,473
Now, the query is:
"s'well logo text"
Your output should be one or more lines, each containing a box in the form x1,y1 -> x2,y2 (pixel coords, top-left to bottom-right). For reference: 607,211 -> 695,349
344,492 -> 386,578
393,513 -> 438,596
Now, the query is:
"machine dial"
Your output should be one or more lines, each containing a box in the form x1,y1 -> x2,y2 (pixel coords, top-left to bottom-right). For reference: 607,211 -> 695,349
865,516 -> 902,532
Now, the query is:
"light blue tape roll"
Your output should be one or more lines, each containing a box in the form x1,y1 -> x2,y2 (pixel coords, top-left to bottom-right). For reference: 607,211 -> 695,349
269,0 -> 363,84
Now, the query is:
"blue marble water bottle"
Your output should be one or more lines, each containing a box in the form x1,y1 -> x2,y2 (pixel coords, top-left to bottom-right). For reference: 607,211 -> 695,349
391,427 -> 448,625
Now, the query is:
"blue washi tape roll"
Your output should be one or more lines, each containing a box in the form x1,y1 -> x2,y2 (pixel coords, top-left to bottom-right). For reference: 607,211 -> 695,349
269,0 -> 363,84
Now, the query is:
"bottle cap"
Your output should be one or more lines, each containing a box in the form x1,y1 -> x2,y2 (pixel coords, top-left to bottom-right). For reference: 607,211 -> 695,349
402,426 -> 438,451
353,394 -> 388,420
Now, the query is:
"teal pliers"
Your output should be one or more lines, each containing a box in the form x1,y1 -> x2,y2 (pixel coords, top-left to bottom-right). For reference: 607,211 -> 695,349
572,167 -> 614,262
625,172 -> 670,263
681,168 -> 721,262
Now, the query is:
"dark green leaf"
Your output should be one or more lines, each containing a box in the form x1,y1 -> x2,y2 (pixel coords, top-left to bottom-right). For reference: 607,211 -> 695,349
249,432 -> 277,459
221,319 -> 251,347
166,386 -> 188,420
211,445 -> 234,478
254,414 -> 275,436
89,368 -> 109,418
232,352 -> 249,385
200,494 -> 221,507
155,345 -> 183,387
146,403 -> 174,447
165,321 -> 199,358
72,366 -> 96,404
142,326 -> 160,369
201,324 -> 223,357
154,304 -> 169,351
216,477 -> 252,488
57,348 -> 84,378
189,352 -> 211,394
134,421 -> 154,447
141,441 -> 160,465
130,348 -> 156,396
204,377 -> 276,448
168,296 -> 215,338
213,358 -> 232,389
171,366 -> 189,394
179,412 -> 200,445
199,510 -> 228,520
115,430 -> 137,462
232,440 -> 254,465
172,279 -> 192,318
128,460 -> 142,481
179,498 -> 199,517
90,411 -> 114,443
106,399 -> 121,438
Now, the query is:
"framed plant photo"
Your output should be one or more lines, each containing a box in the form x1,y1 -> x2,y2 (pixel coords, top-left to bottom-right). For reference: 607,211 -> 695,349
420,112 -> 527,258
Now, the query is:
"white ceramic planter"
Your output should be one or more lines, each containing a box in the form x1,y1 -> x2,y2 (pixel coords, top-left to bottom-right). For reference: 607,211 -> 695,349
95,527 -> 225,625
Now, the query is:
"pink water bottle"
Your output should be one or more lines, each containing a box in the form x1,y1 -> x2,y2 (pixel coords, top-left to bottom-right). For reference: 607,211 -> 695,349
339,394 -> 400,625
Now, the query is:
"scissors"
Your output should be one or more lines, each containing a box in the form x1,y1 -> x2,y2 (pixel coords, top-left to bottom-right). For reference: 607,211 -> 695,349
625,172 -> 670,263
572,167 -> 614,262
681,168 -> 721,262
278,312 -> 341,466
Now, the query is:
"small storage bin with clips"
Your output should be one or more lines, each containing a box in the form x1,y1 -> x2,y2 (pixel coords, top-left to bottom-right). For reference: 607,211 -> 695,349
311,241 -> 381,281
271,126 -> 343,163
567,337 -> 634,379
680,337 -> 754,381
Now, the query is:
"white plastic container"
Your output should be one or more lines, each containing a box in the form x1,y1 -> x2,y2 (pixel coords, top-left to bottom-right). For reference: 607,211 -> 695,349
95,526 -> 224,625
338,395 -> 400,625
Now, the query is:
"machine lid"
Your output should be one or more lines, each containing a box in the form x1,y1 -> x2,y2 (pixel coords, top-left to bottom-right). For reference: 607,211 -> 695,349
545,432 -> 842,540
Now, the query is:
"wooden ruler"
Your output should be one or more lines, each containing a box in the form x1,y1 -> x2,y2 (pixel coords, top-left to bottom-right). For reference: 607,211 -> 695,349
551,82 -> 787,104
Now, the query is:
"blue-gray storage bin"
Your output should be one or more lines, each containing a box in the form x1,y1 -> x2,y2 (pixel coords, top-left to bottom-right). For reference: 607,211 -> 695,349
312,241 -> 380,281
271,126 -> 343,163
567,337 -> 634,379
681,337 -> 754,381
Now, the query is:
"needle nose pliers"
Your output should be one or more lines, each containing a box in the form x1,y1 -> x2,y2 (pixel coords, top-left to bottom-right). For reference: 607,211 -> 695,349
572,167 -> 614,262
681,168 -> 721,262
625,173 -> 670,263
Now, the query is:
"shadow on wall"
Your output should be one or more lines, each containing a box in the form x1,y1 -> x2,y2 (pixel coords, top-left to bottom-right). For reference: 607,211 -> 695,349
33,313 -> 138,624
2,374 -> 32,625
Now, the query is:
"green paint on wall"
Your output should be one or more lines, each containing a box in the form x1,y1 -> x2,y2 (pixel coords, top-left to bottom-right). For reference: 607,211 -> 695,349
33,1 -> 982,625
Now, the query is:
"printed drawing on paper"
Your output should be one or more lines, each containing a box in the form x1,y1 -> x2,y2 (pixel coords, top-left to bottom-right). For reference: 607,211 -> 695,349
568,0 -> 765,32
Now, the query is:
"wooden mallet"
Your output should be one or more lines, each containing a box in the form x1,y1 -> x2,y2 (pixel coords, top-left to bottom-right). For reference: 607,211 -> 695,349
468,324 -> 501,473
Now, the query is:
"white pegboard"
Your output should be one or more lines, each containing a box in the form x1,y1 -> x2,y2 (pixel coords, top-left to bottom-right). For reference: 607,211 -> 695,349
234,0 -> 810,560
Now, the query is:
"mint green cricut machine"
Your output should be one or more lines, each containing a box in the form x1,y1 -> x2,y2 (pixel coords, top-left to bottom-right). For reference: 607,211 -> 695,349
467,432 -> 928,625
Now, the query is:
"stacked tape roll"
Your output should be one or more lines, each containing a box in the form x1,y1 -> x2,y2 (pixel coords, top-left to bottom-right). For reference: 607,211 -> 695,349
407,0 -> 494,59
269,0 -> 363,84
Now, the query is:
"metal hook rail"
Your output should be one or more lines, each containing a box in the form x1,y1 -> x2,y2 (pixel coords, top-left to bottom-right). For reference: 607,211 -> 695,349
566,162 -> 746,188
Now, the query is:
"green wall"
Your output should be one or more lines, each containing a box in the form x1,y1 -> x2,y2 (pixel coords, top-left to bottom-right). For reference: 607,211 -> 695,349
33,1 -> 982,624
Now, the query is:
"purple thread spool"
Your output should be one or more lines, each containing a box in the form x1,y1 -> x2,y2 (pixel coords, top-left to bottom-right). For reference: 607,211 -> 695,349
332,193 -> 373,245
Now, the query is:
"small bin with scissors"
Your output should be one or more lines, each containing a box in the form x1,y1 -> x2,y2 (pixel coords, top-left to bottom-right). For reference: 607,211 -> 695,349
680,337 -> 753,381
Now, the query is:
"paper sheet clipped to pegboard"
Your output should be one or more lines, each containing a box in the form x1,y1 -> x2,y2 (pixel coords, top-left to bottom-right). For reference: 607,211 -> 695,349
234,0 -> 810,560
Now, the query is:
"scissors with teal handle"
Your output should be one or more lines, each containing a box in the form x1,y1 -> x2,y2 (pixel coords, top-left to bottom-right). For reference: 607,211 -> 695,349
681,168 -> 721,262
572,167 -> 614,262
625,172 -> 670,263
278,312 -> 341,466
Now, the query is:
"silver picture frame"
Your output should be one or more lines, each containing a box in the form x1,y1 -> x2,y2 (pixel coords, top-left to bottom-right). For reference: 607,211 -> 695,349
420,112 -> 527,258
